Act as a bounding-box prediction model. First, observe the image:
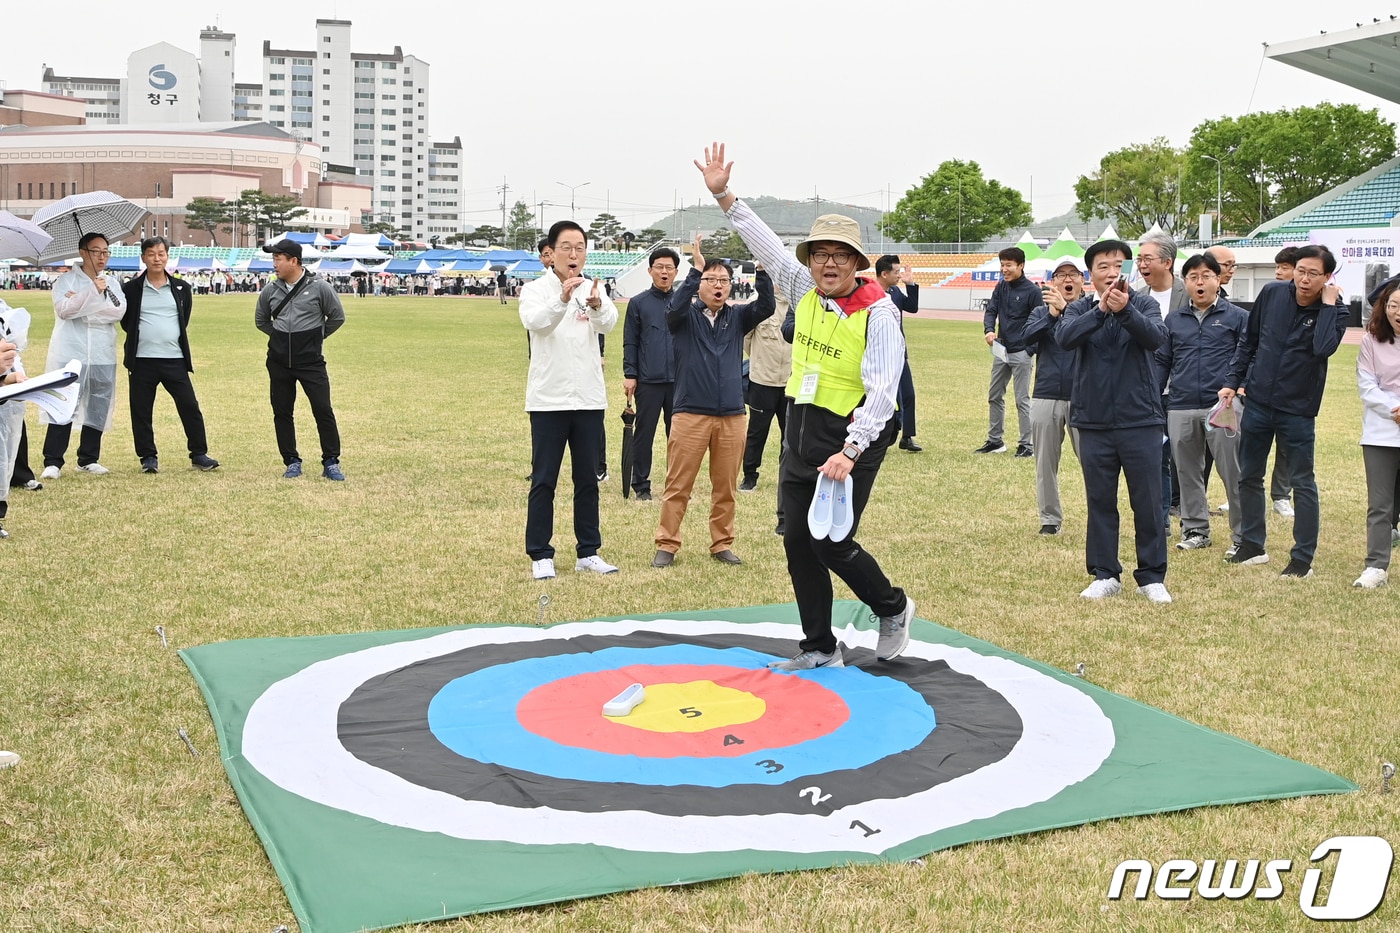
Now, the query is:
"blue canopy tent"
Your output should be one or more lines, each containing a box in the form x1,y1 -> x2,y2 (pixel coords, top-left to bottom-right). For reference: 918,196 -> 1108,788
105,256 -> 142,272
382,258 -> 444,274
248,256 -> 274,273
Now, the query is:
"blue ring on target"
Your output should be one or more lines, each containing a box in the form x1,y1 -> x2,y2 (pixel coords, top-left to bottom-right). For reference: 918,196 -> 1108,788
426,645 -> 937,787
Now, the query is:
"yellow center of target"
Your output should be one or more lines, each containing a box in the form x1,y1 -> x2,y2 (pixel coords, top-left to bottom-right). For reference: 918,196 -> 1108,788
611,681 -> 765,733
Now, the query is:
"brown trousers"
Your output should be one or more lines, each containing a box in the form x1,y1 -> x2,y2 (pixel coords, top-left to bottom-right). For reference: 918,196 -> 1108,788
655,412 -> 746,554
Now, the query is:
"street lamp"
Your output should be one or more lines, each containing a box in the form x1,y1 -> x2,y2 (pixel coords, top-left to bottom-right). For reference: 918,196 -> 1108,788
1202,154 -> 1223,243
556,181 -> 590,219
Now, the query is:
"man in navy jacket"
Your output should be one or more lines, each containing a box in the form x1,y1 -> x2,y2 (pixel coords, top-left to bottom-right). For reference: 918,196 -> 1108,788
652,237 -> 774,567
1220,244 -> 1349,578
1055,239 -> 1171,603
979,247 -> 1041,456
621,247 -> 680,500
1155,253 -> 1247,552
876,255 -> 921,451
1023,256 -> 1085,535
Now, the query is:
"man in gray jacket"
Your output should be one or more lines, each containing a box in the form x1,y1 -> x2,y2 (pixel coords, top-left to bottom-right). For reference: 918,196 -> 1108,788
254,239 -> 346,480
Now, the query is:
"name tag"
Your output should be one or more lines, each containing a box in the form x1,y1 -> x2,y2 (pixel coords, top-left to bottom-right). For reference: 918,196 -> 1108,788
796,367 -> 821,404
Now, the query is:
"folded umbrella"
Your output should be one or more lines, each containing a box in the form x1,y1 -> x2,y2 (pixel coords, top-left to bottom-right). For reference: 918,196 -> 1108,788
620,400 -> 636,499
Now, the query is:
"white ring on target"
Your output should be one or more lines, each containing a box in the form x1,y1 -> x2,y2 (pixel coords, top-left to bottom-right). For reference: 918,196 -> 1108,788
241,618 -> 1115,855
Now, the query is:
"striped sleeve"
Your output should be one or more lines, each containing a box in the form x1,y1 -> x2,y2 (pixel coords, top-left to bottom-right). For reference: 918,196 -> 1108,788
849,297 -> 905,450
725,198 -> 813,306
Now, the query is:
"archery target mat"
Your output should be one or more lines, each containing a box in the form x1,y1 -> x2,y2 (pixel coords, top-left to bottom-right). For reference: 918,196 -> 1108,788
180,602 -> 1354,933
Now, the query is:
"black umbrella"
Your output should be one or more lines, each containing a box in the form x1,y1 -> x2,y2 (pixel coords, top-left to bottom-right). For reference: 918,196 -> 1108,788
619,400 -> 636,499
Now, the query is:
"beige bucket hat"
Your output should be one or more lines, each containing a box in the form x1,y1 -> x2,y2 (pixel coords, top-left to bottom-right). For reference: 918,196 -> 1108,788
795,214 -> 871,271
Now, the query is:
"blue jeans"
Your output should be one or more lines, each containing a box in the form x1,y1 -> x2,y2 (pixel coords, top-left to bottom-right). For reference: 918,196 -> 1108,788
1237,401 -> 1319,563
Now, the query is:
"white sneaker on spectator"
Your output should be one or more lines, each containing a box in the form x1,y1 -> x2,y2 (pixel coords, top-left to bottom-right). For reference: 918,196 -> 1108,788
575,555 -> 618,575
1272,498 -> 1294,518
77,463 -> 110,475
531,558 -> 556,580
1080,578 -> 1122,599
40,465 -> 60,480
1138,583 -> 1173,604
1353,567 -> 1388,589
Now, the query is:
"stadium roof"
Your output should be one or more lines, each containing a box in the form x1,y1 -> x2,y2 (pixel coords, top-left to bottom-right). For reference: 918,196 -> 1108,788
1265,18 -> 1400,105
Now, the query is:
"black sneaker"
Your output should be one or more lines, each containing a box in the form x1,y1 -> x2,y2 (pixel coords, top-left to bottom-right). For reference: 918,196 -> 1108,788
140,456 -> 159,474
1280,558 -> 1313,579
633,490 -> 652,501
1039,524 -> 1061,535
1015,444 -> 1034,458
1224,542 -> 1269,565
191,454 -> 220,471
738,476 -> 758,491
974,440 -> 1007,454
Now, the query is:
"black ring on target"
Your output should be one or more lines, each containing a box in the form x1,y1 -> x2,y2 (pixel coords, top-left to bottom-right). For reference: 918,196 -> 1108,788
338,631 -> 1023,817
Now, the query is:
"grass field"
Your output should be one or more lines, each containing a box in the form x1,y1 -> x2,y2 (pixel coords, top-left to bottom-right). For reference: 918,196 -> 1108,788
0,290 -> 1395,932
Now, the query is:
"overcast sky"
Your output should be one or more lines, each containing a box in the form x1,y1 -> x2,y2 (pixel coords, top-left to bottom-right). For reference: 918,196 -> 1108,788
6,0 -> 1400,232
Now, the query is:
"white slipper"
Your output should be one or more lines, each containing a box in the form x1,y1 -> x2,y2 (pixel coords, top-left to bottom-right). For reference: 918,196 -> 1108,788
807,473 -> 835,539
602,683 -> 646,717
829,474 -> 855,542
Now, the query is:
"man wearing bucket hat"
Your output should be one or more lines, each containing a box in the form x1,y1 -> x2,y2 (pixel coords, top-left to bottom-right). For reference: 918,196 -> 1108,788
1022,256 -> 1086,535
695,143 -> 915,671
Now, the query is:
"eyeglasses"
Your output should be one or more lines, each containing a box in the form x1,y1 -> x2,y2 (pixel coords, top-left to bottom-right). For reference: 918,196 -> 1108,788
809,250 -> 856,267
1137,253 -> 1160,264
1051,271 -> 1081,280
554,244 -> 586,255
82,248 -> 111,257
1184,273 -> 1218,283
1293,268 -> 1328,280
1216,261 -> 1237,269
699,276 -> 731,285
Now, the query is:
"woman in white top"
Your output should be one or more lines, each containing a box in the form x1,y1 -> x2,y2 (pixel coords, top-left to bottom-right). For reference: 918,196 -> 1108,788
1354,281 -> 1400,588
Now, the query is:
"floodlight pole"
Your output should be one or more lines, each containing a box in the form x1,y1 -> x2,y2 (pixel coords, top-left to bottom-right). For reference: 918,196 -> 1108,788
557,181 -> 590,220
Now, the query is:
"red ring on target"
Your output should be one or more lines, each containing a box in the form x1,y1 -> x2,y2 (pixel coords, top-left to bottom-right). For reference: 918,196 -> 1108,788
516,664 -> 849,758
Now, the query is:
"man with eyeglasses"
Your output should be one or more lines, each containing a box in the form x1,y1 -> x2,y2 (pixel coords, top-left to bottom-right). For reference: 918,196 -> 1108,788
1135,233 -> 1186,534
621,247 -> 681,501
651,235 -> 774,568
1221,244 -> 1349,579
1205,246 -> 1237,298
696,144 -> 916,671
978,247 -> 1039,457
1023,256 -> 1086,535
1055,240 -> 1172,604
1155,253 -> 1247,553
520,221 -> 619,580
41,232 -> 125,478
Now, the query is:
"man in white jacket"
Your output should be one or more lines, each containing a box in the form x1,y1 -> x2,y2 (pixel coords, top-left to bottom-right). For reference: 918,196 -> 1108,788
520,221 -> 620,580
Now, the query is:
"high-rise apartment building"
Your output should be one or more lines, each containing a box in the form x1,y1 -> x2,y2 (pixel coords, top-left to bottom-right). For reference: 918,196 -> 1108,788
35,18 -> 455,240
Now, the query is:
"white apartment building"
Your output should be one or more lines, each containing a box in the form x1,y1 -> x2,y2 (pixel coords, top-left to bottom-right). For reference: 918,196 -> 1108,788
35,19 -> 455,240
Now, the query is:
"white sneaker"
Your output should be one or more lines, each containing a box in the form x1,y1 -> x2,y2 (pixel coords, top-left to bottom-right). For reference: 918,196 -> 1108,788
0,750 -> 19,769
575,555 -> 618,575
1353,567 -> 1388,589
876,597 -> 914,661
77,462 -> 110,475
1138,582 -> 1173,604
40,465 -> 60,480
1080,578 -> 1122,599
1273,498 -> 1295,518
531,558 -> 556,580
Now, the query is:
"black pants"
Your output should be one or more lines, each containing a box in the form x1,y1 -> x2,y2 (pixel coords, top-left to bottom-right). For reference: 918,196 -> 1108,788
896,357 -> 917,438
1079,426 -> 1168,586
128,358 -> 209,461
267,357 -> 340,466
780,428 -> 905,655
527,409 -> 603,561
742,382 -> 787,481
9,422 -> 35,486
43,422 -> 103,469
630,381 -> 674,495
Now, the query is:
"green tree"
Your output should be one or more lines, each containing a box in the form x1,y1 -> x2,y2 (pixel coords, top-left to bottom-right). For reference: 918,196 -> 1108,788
1073,138 -> 1189,240
1183,103 -> 1397,235
361,220 -> 405,238
700,228 -> 752,262
637,227 -> 667,246
587,212 -> 624,249
467,225 -> 504,247
232,189 -> 310,243
881,160 -> 1031,245
506,201 -> 541,250
184,197 -> 232,247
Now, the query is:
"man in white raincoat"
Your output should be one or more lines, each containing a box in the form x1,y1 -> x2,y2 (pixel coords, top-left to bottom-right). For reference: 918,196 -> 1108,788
40,232 -> 124,478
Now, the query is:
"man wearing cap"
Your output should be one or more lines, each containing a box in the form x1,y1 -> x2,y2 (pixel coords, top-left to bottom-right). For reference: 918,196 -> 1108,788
254,239 -> 346,481
1156,253 -> 1247,553
978,247 -> 1039,457
1055,239 -> 1172,604
696,143 -> 915,671
1022,256 -> 1085,535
